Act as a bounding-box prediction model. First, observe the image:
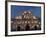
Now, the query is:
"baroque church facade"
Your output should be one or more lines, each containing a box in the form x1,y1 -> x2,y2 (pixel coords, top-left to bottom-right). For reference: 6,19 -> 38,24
11,11 -> 41,31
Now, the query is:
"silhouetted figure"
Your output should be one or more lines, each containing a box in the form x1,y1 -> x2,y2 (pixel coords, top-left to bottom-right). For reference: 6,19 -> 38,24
17,26 -> 20,31
25,24 -> 30,30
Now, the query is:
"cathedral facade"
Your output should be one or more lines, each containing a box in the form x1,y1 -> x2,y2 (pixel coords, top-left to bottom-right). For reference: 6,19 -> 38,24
11,11 -> 41,31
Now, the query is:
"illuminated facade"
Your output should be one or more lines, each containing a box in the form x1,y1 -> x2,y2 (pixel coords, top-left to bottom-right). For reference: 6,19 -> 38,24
11,11 -> 41,31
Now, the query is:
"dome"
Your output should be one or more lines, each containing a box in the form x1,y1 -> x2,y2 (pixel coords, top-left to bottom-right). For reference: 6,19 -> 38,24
15,16 -> 22,19
15,16 -> 19,19
18,16 -> 22,19
33,16 -> 37,19
22,11 -> 32,15
22,11 -> 26,15
24,11 -> 27,13
28,11 -> 31,14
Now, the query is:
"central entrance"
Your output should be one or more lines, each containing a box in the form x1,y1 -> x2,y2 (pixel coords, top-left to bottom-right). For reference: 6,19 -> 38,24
25,24 -> 30,30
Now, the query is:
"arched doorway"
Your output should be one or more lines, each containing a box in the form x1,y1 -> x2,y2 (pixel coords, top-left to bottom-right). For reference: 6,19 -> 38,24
17,26 -> 20,31
34,26 -> 37,30
25,24 -> 30,30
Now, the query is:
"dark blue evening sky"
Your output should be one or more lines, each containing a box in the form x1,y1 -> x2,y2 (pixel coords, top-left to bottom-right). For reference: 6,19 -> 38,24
11,5 -> 41,18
